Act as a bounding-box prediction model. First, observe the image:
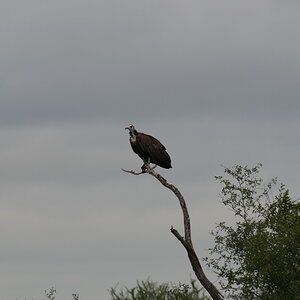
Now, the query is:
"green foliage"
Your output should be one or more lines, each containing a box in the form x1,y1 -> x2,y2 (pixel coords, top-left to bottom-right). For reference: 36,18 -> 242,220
44,287 -> 57,300
109,278 -> 210,300
205,164 -> 300,300
18,287 -> 79,300
19,280 -> 207,300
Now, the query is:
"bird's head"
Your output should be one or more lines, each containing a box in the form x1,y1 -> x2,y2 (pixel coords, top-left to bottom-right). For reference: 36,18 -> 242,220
125,124 -> 138,137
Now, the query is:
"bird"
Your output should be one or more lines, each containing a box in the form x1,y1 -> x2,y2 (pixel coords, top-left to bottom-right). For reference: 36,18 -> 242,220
125,124 -> 172,170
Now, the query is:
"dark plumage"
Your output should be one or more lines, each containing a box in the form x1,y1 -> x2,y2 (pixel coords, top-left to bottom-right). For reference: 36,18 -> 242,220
125,124 -> 172,169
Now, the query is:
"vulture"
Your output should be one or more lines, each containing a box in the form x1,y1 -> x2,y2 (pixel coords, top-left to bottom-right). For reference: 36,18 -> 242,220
125,124 -> 172,170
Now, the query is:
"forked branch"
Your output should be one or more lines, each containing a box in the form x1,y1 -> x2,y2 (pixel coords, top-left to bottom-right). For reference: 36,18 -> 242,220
122,164 -> 224,300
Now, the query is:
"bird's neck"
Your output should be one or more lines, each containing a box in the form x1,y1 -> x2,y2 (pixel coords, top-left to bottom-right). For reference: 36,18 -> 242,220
130,135 -> 137,143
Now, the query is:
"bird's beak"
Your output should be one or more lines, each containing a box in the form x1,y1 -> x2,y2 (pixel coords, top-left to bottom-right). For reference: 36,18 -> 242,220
125,127 -> 129,130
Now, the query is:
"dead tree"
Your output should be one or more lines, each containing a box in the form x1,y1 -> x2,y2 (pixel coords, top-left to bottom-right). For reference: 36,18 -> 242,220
122,164 -> 224,300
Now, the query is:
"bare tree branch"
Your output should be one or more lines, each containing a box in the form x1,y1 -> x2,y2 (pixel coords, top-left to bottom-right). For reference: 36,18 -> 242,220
121,168 -> 145,175
122,164 -> 224,300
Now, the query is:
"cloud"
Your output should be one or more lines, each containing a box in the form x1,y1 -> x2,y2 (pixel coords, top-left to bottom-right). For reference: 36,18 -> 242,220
1,1 -> 300,127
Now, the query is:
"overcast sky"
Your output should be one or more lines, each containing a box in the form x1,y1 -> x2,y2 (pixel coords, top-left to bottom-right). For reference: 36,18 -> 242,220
1,1 -> 300,299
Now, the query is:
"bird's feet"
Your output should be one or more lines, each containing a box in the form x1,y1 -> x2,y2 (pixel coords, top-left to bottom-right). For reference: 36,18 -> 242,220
141,163 -> 157,172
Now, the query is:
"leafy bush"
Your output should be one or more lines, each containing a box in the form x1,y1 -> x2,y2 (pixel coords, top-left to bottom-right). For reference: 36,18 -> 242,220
205,164 -> 300,300
109,278 -> 210,300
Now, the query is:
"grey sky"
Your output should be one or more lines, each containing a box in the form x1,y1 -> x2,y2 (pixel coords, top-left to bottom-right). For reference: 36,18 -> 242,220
1,1 -> 300,299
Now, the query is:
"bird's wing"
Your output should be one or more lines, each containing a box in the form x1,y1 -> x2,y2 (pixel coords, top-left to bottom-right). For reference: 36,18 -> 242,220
137,133 -> 170,163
